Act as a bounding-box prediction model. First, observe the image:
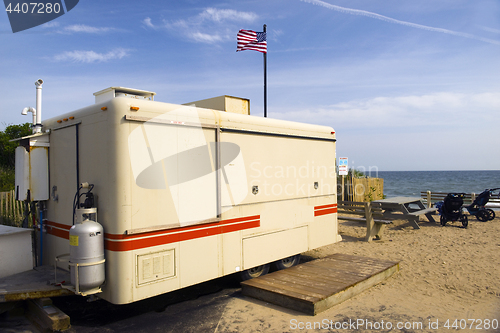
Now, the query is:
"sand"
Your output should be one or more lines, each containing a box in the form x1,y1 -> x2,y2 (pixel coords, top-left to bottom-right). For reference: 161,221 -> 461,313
215,214 -> 500,332
3,214 -> 499,333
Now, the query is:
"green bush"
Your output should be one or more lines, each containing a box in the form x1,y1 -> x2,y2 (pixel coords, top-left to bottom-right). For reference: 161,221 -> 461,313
0,167 -> 15,191
0,123 -> 31,191
0,123 -> 32,168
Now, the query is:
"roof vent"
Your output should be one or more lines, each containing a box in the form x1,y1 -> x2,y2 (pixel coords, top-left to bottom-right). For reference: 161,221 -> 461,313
93,87 -> 156,104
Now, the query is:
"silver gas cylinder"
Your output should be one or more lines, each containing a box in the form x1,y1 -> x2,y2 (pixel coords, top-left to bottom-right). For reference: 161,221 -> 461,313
69,208 -> 105,293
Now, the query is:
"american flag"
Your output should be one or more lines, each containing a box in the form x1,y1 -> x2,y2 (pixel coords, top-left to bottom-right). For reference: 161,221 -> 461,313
237,29 -> 267,53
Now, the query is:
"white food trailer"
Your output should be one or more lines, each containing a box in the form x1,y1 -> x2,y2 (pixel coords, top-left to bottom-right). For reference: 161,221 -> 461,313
15,83 -> 340,305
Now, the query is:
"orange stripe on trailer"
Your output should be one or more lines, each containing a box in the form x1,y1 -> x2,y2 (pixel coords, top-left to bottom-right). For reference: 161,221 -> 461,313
104,215 -> 260,240
314,207 -> 338,217
314,204 -> 338,217
221,219 -> 259,234
104,216 -> 261,252
45,220 -> 72,231
45,224 -> 70,239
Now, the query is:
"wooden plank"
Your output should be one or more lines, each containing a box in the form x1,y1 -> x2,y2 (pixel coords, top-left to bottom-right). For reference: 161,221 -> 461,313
305,263 -> 387,282
0,192 -> 4,225
283,262 -> 368,280
326,253 -> 397,266
241,254 -> 400,316
407,208 -> 437,216
337,209 -> 365,214
26,298 -> 71,332
242,284 -> 315,314
317,258 -> 392,273
276,270 -> 352,291
13,191 -> 18,224
338,201 -> 365,205
337,215 -> 365,222
243,277 -> 324,302
374,219 -> 392,224
314,262 -> 399,315
305,260 -> 378,278
6,191 -> 11,221
254,271 -> 342,296
0,266 -> 73,302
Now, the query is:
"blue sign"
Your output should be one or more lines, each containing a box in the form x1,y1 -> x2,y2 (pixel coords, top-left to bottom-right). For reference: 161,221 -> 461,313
338,157 -> 348,175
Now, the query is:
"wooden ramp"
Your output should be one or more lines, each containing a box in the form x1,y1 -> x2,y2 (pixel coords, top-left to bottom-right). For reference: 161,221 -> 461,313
241,253 -> 400,315
0,265 -> 73,302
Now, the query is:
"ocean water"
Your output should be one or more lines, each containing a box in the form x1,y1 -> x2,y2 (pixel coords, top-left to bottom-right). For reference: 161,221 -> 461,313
374,170 -> 500,198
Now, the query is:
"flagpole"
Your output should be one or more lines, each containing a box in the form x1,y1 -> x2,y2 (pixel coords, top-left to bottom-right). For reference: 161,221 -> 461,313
263,24 -> 267,118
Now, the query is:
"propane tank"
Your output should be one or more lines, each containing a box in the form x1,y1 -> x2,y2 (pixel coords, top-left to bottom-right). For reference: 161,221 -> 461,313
69,208 -> 105,293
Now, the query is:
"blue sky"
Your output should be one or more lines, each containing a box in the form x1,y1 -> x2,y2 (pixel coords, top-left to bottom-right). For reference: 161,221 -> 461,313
1,0 -> 499,171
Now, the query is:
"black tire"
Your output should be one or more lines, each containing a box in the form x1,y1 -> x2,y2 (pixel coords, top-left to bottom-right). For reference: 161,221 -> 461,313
440,215 -> 447,226
272,254 -> 301,271
486,209 -> 495,220
476,210 -> 489,222
239,263 -> 270,281
461,215 -> 468,228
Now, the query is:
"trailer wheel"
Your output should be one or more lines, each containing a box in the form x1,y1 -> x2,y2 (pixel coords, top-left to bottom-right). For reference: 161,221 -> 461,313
273,254 -> 301,271
239,264 -> 270,281
486,209 -> 495,220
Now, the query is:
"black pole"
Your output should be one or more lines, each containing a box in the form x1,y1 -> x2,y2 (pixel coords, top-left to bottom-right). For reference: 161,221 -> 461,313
263,24 -> 267,118
76,123 -> 80,207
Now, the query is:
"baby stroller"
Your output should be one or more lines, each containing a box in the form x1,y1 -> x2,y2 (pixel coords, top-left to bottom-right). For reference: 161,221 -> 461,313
436,193 -> 468,228
466,188 -> 499,221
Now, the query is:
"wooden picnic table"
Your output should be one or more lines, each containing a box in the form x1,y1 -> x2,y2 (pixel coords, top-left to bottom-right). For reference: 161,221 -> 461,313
373,196 -> 437,229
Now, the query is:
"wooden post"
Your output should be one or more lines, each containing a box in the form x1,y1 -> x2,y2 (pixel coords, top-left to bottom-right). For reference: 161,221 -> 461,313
351,169 -> 354,201
7,191 -> 11,223
0,192 -> 4,225
341,176 -> 345,201
364,202 -> 374,242
13,191 -> 18,225
427,191 -> 432,208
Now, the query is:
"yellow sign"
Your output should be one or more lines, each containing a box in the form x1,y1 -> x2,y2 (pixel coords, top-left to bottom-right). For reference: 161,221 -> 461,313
69,235 -> 79,246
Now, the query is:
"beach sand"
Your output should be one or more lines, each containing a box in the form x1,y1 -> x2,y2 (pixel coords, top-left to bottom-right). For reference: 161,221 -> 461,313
215,214 -> 500,332
3,214 -> 499,333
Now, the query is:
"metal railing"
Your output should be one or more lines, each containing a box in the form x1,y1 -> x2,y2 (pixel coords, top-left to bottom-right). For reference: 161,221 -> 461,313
421,191 -> 500,208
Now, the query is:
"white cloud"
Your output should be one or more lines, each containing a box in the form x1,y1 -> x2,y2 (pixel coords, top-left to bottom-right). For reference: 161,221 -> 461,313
301,0 -> 500,46
188,32 -> 224,44
63,24 -> 114,33
41,21 -> 60,28
270,91 -> 500,170
142,17 -> 156,29
480,26 -> 500,35
198,8 -> 258,23
149,7 -> 258,44
274,92 -> 500,130
53,48 -> 130,63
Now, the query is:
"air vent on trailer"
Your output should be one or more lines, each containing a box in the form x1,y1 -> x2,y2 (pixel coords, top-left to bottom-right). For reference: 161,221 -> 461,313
93,87 -> 156,104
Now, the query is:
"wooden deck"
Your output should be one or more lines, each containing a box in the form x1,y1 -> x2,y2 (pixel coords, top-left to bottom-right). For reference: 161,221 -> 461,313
0,265 -> 73,302
240,253 -> 400,315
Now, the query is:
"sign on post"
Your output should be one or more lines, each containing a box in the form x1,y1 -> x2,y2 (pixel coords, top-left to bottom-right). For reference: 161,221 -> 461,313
338,157 -> 348,176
